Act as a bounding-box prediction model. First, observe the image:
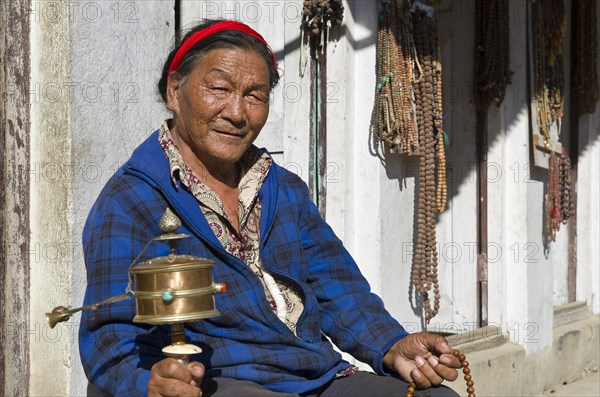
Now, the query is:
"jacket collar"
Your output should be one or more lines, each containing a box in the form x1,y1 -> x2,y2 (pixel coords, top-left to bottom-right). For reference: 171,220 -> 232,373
125,130 -> 278,249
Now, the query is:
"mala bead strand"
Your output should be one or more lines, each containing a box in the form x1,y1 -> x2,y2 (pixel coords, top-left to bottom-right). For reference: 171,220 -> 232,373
425,55 -> 439,319
433,57 -> 447,212
414,59 -> 428,296
375,12 -> 390,141
474,0 -> 511,110
546,153 -> 557,242
413,18 -> 428,306
374,1 -> 392,145
552,152 -> 561,239
374,0 -> 418,155
535,3 -> 551,143
389,8 -> 405,150
545,147 -> 573,242
546,149 -> 569,242
301,0 -> 344,53
533,0 -> 566,141
399,0 -> 419,154
455,349 -> 477,397
374,2 -> 390,143
402,2 -> 421,153
413,63 -> 428,296
411,8 -> 440,321
406,349 -> 475,397
300,0 -> 344,71
422,22 -> 437,262
558,149 -> 573,223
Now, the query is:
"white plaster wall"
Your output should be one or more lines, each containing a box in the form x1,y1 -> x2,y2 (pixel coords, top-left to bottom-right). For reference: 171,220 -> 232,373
486,102 -> 506,331
342,0 -> 383,300
525,165 -> 555,353
577,113 -> 600,315
29,1 -> 72,395
280,2 -> 312,181
494,0 -> 555,353
575,7 -> 600,317
433,1 -> 479,331
324,8 -> 348,244
67,1 -> 174,395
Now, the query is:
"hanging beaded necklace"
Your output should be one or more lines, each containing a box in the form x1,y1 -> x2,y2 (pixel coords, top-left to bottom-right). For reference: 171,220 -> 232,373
374,0 -> 419,154
411,6 -> 444,321
405,349 -> 475,397
301,0 -> 344,43
546,148 -> 573,242
558,150 -> 574,224
573,0 -> 599,115
433,43 -> 447,213
533,0 -> 566,143
474,0 -> 512,110
301,0 -> 344,62
373,1 -> 448,321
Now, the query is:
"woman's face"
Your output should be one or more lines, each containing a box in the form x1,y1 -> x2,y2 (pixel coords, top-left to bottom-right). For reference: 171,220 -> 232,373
167,47 -> 271,167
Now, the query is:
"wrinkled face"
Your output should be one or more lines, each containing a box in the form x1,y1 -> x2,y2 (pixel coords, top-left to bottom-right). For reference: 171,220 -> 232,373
166,47 -> 271,166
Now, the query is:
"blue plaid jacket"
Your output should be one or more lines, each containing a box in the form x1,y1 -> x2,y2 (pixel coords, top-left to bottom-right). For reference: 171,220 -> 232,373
79,131 -> 408,396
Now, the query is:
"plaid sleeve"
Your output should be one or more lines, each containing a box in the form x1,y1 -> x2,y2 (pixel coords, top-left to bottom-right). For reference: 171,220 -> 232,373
294,178 -> 409,374
79,175 -> 171,396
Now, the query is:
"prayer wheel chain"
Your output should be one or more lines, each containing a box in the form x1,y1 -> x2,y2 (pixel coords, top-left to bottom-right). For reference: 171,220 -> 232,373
406,349 -> 475,397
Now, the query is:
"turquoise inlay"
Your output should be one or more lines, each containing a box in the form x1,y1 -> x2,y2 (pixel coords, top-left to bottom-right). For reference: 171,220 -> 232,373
162,291 -> 173,302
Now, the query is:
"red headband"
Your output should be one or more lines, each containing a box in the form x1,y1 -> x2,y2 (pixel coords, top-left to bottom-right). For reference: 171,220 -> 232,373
168,21 -> 278,76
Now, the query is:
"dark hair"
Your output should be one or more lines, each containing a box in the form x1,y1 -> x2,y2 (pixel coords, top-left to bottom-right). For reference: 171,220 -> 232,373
157,19 -> 280,103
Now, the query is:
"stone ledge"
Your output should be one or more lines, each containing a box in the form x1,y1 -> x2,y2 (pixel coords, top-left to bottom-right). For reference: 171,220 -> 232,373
449,326 -> 507,354
446,316 -> 599,396
553,301 -> 592,328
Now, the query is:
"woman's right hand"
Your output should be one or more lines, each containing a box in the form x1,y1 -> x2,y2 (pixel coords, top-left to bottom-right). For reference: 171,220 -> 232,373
148,358 -> 204,397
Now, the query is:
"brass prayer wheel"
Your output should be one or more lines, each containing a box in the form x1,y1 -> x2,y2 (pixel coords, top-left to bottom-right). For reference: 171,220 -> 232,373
45,207 -> 226,347
131,253 -> 225,325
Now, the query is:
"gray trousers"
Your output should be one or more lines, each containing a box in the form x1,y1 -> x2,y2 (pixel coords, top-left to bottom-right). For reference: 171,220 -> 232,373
201,371 -> 461,397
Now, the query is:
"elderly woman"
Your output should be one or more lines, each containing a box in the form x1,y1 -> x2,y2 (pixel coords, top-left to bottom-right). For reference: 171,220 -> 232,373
79,20 -> 461,397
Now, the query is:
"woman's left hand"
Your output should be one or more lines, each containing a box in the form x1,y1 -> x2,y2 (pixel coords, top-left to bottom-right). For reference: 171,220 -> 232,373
383,332 -> 461,389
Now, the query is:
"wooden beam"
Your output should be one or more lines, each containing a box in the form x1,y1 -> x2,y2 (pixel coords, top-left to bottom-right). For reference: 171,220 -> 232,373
309,46 -> 328,218
476,110 -> 489,327
317,51 -> 328,218
0,0 -> 31,395
567,0 -> 580,304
